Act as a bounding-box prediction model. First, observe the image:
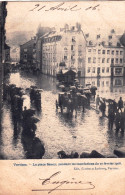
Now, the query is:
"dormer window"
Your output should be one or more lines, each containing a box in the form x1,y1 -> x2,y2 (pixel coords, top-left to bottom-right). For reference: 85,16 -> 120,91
102,41 -> 105,46
85,33 -> 89,38
72,37 -> 76,42
89,41 -> 93,45
111,29 -> 115,33
97,35 -> 100,39
117,42 -> 121,47
109,42 -> 112,46
109,35 -> 112,39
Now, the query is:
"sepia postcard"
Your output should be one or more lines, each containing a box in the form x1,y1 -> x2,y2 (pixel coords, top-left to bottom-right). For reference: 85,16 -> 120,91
0,1 -> 125,195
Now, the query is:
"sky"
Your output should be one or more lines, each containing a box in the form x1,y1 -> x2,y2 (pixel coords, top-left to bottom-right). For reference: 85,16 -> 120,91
6,1 -> 125,37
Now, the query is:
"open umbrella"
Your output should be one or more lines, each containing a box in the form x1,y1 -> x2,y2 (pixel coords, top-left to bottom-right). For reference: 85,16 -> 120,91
86,83 -> 91,86
31,116 -> 40,123
81,95 -> 87,99
59,85 -> 65,89
37,89 -> 43,92
84,90 -> 91,94
83,87 -> 90,90
70,86 -> 76,89
26,88 -> 30,91
91,86 -> 97,90
74,79 -> 79,82
30,85 -> 37,89
76,92 -> 81,96
9,84 -> 16,88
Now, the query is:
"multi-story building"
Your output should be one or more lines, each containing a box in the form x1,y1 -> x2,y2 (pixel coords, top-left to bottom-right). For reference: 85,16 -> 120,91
20,37 -> 36,70
0,2 -> 7,126
85,30 -> 125,77
41,27 -> 125,78
3,43 -> 11,74
11,47 -> 20,62
36,26 -> 51,71
41,25 -> 86,77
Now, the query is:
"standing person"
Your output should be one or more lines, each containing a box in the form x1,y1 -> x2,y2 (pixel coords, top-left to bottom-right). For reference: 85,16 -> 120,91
96,95 -> 100,109
100,99 -> 106,116
115,110 -> 121,132
108,108 -> 115,130
118,97 -> 123,111
120,109 -> 125,133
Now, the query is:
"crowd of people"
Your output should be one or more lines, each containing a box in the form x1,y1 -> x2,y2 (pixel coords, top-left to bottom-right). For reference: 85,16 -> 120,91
57,80 -> 97,116
29,86 -> 42,111
3,84 -> 45,159
96,95 -> 125,132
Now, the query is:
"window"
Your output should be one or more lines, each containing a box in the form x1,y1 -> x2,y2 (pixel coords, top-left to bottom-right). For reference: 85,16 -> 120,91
120,51 -> 123,55
102,67 -> 105,73
97,34 -> 100,39
102,41 -> 105,46
88,49 -> 91,53
78,45 -> 82,51
24,49 -> 27,52
109,35 -> 112,39
102,81 -> 104,87
111,58 -> 114,64
106,81 -> 109,86
115,68 -> 122,75
115,58 -> 118,64
102,50 -> 105,54
98,49 -> 101,54
89,41 -> 93,45
92,67 -> 96,73
24,54 -> 27,59
93,49 -> 96,54
64,56 -> 67,60
72,36 -> 76,42
107,50 -> 110,54
117,42 -> 121,47
107,58 -> 110,63
98,58 -> 101,63
88,57 -> 91,63
120,59 -> 123,63
115,79 -> 122,86
93,57 -> 96,63
109,42 -> 112,46
112,50 -> 114,55
71,45 -> 74,50
116,51 -> 119,55
102,58 -> 105,63
71,55 -> 74,60
87,67 -> 91,73
106,67 -> 109,73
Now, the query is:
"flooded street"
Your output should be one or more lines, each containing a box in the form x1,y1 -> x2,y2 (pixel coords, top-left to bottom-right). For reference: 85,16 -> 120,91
1,71 -> 125,159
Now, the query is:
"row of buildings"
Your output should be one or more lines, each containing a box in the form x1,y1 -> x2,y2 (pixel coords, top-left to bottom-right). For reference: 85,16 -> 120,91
0,2 -> 8,126
20,24 -> 125,78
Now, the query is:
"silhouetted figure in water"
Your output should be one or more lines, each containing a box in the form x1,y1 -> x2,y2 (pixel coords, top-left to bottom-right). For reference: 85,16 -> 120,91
118,97 -> 123,111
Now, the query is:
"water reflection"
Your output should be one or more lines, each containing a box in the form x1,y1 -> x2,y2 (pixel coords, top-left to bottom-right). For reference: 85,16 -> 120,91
80,76 -> 125,101
1,71 -> 125,159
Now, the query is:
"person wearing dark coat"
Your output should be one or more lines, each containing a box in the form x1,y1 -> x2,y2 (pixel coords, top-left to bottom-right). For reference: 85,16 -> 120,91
108,108 -> 115,130
115,110 -> 121,132
118,97 -> 123,111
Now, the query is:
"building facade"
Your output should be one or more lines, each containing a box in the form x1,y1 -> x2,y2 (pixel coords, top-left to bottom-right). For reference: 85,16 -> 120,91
11,47 -> 20,62
41,26 -> 86,77
0,2 -> 7,126
85,31 -> 125,77
4,43 -> 11,74
20,37 -> 36,70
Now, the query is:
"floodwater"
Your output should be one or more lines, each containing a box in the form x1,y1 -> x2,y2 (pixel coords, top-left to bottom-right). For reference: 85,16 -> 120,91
1,71 -> 125,159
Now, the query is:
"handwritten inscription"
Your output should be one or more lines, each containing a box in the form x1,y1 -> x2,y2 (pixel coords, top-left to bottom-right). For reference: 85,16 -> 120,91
32,171 -> 95,194
30,3 -> 100,12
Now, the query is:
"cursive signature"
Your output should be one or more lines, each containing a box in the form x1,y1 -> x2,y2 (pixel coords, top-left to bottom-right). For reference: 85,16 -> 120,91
29,3 -> 100,12
32,171 -> 95,194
